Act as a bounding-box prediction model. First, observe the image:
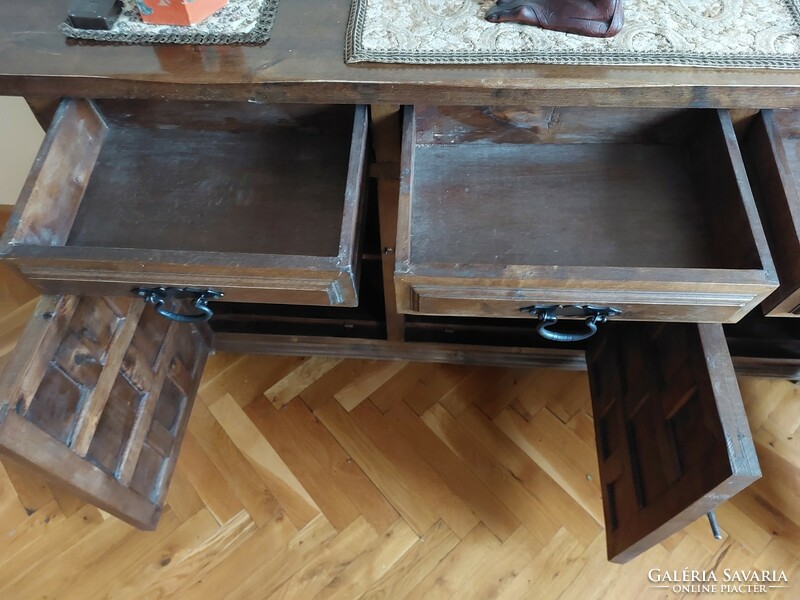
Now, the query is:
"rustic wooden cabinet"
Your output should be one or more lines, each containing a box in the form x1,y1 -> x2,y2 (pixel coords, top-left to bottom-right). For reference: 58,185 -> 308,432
1,0 -> 799,564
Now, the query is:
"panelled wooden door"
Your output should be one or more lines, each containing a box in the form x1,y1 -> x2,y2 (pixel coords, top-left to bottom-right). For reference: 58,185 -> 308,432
0,295 -> 208,529
586,322 -> 761,563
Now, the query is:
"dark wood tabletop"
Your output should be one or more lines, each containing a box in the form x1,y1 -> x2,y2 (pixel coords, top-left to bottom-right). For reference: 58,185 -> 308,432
2,0 -> 800,107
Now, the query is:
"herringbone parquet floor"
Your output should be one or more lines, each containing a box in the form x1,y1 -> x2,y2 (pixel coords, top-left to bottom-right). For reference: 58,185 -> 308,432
0,215 -> 798,599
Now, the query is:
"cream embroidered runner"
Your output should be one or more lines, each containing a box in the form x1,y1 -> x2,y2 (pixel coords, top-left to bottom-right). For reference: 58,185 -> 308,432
346,0 -> 800,68
61,0 -> 278,44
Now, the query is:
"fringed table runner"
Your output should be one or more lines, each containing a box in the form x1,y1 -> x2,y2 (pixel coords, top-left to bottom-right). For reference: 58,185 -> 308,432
61,0 -> 278,44
346,0 -> 800,68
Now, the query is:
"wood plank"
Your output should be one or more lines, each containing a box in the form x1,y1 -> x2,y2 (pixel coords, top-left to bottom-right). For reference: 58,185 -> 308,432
0,295 -> 77,415
266,516 -> 377,600
0,504 -> 104,591
1,459 -> 54,515
218,514 -> 337,600
456,405 -> 603,547
446,526 -> 540,600
370,362 -> 468,415
333,360 -> 407,411
2,516 -> 135,599
404,523 -> 501,600
495,407 -> 605,524
174,430 -> 244,525
332,398 -> 480,537
361,520 -> 459,600
384,401 -> 520,541
422,403 -> 561,546
311,396 -> 443,536
264,356 -> 342,409
209,394 -> 320,528
244,397 -> 362,532
116,320 -> 177,484
51,508 -> 183,600
137,510 -> 259,600
201,354 -> 308,408
95,508 -> 220,600
173,514 -> 299,598
187,402 -> 283,527
70,300 -> 145,456
317,519 -> 418,600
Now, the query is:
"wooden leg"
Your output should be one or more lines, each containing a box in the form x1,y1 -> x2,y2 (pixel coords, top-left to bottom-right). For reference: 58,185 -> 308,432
370,105 -> 405,342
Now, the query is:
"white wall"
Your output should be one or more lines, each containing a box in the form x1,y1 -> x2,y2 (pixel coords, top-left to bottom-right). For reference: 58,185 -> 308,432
0,96 -> 46,205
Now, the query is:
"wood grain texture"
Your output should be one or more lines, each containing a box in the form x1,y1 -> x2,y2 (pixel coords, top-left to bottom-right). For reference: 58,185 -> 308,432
1,100 -> 368,306
0,272 -> 799,596
0,294 -> 209,529
396,106 -> 778,323
742,110 -> 800,316
3,0 -> 800,108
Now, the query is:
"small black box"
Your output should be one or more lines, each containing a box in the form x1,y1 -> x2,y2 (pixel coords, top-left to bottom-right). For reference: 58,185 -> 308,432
67,0 -> 123,30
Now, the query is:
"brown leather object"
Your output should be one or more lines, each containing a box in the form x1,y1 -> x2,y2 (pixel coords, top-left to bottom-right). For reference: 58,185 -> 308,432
485,0 -> 624,38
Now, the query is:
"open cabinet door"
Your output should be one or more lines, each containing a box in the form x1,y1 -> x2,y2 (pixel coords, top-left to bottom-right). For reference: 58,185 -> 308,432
0,295 -> 209,529
586,322 -> 761,563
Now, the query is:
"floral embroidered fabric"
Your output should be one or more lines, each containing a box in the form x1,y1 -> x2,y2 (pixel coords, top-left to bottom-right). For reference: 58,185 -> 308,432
61,0 -> 278,44
346,0 -> 800,68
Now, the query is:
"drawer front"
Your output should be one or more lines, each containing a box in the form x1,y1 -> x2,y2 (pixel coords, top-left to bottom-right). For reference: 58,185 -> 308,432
0,295 -> 209,530
396,106 -> 778,325
1,99 -> 368,308
587,322 -> 760,563
397,277 -> 768,324
742,110 -> 800,317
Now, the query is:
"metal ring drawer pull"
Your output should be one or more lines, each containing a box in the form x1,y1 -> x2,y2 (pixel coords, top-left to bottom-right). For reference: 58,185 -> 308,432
520,304 -> 622,343
134,287 -> 224,323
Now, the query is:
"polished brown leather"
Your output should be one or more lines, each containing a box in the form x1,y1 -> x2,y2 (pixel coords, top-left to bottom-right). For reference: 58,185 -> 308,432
485,0 -> 624,38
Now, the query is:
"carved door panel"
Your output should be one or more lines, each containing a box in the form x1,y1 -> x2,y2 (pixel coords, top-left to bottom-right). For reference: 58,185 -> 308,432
586,322 -> 761,563
0,295 -> 209,529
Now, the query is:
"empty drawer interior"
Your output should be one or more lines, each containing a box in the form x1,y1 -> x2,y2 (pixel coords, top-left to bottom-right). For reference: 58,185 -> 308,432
405,106 -> 765,271
10,99 -> 358,256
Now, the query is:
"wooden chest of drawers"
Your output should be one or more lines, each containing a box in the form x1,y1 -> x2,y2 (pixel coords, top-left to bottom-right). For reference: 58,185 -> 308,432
1,0 -> 800,565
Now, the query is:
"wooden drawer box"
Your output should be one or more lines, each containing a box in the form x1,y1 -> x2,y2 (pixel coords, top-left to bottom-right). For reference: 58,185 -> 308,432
0,99 -> 367,307
742,110 -> 800,317
395,106 -> 777,327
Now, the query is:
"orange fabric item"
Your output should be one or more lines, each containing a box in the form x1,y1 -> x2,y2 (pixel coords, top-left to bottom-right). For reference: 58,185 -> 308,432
138,0 -> 228,26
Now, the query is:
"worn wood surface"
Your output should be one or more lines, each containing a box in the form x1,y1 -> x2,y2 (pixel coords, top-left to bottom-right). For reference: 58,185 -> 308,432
396,106 -> 778,322
0,292 -> 209,530
1,99 -> 368,306
743,110 -> 800,317
586,322 -> 761,563
0,270 -> 798,596
2,0 -> 800,107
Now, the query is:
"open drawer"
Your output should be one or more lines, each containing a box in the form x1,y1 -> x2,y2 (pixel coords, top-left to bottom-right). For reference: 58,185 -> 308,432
0,99 -> 368,307
395,106 -> 778,332
0,294 -> 209,528
741,110 -> 800,317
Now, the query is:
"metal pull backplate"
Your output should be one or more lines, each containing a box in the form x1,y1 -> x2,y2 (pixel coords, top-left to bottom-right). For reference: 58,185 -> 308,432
520,304 -> 622,342
134,287 -> 223,323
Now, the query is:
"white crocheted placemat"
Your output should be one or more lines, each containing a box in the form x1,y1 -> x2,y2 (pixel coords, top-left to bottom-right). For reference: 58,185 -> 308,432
346,0 -> 800,68
61,0 -> 278,44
